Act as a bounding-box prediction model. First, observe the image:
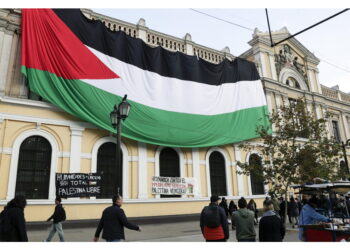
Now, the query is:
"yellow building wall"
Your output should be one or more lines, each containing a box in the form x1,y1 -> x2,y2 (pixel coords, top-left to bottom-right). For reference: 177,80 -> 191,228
0,103 -> 80,122
0,154 -> 11,199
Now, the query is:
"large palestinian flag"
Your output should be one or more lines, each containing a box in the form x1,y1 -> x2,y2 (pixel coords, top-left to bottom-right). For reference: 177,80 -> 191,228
21,9 -> 270,148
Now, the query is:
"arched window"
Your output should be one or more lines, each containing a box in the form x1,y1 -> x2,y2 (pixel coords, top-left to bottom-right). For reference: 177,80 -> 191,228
286,77 -> 300,89
209,151 -> 227,196
159,147 -> 180,198
15,136 -> 52,199
96,142 -> 122,198
249,154 -> 265,195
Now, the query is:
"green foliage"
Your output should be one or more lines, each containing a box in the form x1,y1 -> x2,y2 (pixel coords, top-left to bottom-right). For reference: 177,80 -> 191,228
237,98 -> 344,197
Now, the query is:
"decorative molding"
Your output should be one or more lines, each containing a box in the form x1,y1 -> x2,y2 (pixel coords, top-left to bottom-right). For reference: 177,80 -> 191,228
0,147 -> 12,155
58,152 -> 70,158
154,146 -> 185,198
199,160 -> 206,165
80,153 -> 92,159
90,136 -> 129,199
0,112 -> 97,130
205,147 -> 233,197
147,158 -> 155,163
6,129 -> 59,201
0,195 -> 267,206
129,156 -> 139,162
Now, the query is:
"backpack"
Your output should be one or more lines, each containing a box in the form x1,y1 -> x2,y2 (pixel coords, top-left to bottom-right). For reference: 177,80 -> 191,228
203,206 -> 221,228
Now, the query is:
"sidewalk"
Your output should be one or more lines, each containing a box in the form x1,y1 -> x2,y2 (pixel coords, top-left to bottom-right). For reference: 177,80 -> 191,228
27,220 -> 300,242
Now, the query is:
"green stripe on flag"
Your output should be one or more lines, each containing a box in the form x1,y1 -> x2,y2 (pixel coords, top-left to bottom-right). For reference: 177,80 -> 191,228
21,66 -> 270,147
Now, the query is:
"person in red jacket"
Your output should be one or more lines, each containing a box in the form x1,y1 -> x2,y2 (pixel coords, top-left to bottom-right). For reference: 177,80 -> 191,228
200,195 -> 229,242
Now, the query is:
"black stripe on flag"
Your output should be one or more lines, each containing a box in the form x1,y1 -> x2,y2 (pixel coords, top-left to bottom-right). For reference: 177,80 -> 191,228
53,9 -> 260,85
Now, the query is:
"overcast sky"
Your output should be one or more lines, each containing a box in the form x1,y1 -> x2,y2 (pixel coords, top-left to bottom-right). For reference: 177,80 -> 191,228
92,8 -> 350,93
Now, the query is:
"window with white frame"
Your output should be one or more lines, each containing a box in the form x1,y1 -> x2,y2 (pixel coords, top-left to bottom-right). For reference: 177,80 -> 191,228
332,120 -> 341,143
159,147 -> 180,198
209,151 -> 227,196
96,142 -> 122,198
249,154 -> 265,195
15,136 -> 52,199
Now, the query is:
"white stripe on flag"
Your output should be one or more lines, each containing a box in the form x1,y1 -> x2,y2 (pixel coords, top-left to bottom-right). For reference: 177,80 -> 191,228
82,46 -> 267,116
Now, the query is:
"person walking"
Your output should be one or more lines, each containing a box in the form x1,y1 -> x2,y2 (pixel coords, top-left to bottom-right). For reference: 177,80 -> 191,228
94,195 -> 141,242
247,199 -> 258,225
259,200 -> 285,242
288,197 -> 299,228
0,195 -> 28,242
232,197 -> 256,242
200,195 -> 229,242
219,197 -> 230,223
228,200 -> 238,229
279,197 -> 286,223
44,197 -> 66,242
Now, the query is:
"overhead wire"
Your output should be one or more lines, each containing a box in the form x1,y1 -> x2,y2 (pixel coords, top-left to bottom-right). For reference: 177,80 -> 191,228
189,8 -> 254,31
190,8 -> 350,75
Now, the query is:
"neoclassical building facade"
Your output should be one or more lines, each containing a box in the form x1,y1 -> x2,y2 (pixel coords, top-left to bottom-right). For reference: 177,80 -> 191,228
0,9 -> 349,221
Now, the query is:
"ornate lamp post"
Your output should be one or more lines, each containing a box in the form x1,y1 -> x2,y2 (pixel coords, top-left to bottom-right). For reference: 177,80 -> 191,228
110,95 -> 131,195
341,139 -> 350,176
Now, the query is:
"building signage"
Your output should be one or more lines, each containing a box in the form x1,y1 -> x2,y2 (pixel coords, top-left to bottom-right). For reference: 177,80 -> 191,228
55,173 -> 101,198
151,176 -> 197,195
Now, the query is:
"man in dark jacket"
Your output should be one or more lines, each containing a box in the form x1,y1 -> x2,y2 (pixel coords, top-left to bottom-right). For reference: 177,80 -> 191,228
0,195 -> 28,242
94,195 -> 141,242
200,195 -> 229,242
44,197 -> 66,242
259,200 -> 285,241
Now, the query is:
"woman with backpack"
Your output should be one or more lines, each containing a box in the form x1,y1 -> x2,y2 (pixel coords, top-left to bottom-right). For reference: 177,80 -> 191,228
200,195 -> 229,242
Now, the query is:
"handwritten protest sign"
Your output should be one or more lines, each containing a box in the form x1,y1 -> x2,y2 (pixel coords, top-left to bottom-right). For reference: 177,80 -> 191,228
151,176 -> 197,195
56,173 -> 101,198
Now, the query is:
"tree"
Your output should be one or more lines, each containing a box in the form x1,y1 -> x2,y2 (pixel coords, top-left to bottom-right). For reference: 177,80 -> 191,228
237,98 -> 344,223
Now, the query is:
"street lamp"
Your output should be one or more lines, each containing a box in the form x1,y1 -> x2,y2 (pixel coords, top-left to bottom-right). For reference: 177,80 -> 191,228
341,139 -> 350,176
110,94 -> 131,195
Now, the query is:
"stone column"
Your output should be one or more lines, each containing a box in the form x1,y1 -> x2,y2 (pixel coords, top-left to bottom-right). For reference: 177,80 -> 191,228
192,148 -> 201,198
69,126 -> 85,173
0,28 -> 14,96
314,69 -> 322,94
138,142 -> 148,199
234,144 -> 245,196
136,18 -> 147,43
265,91 -> 273,113
307,69 -> 316,93
341,113 -> 350,140
269,53 -> 278,81
184,33 -> 194,56
255,52 -> 267,78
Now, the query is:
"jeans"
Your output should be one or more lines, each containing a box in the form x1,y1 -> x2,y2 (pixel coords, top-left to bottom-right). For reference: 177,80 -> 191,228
106,239 -> 123,242
46,222 -> 64,242
238,239 -> 256,242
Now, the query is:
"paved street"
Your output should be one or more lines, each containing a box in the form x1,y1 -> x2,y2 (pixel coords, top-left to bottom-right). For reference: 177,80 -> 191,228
27,220 -> 300,242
